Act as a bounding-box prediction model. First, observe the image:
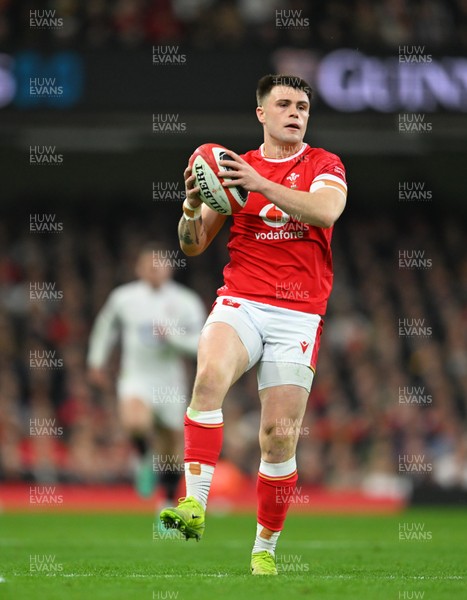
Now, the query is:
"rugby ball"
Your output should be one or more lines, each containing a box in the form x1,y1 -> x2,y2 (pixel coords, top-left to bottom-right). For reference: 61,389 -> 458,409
188,143 -> 248,215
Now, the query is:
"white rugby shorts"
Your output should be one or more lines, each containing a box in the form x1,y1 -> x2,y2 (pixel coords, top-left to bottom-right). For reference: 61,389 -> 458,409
117,378 -> 187,431
203,296 -> 323,392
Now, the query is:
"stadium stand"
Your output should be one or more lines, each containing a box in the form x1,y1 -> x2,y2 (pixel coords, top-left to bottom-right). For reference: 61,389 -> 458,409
1,0 -> 467,51
1,209 -> 466,504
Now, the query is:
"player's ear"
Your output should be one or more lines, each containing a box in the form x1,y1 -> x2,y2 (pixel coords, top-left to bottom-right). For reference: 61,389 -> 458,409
256,105 -> 265,125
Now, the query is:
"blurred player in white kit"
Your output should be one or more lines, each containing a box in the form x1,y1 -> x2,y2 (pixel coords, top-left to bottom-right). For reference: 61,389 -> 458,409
87,242 -> 206,503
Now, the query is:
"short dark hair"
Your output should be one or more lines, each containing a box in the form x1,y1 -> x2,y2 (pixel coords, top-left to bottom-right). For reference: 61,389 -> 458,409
256,74 -> 313,106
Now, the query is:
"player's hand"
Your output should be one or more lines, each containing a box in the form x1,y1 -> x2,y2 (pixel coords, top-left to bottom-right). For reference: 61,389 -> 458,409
183,165 -> 202,208
218,151 -> 266,194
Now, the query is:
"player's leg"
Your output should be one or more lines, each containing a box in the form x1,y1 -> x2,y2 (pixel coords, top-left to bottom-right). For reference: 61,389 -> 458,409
251,382 -> 309,574
153,423 -> 183,505
161,314 -> 260,540
250,307 -> 322,573
190,321 -> 249,410
119,396 -> 155,497
152,385 -> 187,506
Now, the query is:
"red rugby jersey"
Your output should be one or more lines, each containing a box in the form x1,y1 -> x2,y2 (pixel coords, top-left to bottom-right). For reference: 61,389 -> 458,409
217,143 -> 347,314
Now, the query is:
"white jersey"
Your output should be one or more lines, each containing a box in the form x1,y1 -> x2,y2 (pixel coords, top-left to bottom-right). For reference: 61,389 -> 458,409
87,279 -> 206,424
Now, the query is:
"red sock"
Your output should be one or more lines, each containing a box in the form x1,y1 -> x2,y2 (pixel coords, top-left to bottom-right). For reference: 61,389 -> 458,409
257,458 -> 298,532
184,413 -> 223,466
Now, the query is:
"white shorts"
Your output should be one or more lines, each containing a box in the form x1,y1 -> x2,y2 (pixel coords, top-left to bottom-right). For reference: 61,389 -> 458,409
117,378 -> 187,431
203,296 -> 323,392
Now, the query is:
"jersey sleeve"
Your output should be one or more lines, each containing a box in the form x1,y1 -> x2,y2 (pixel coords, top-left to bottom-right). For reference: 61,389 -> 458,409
164,290 -> 206,357
309,151 -> 347,197
87,290 -> 121,368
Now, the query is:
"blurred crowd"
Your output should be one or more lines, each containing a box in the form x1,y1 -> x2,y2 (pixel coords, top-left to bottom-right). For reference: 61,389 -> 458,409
0,208 -> 466,501
2,0 -> 467,51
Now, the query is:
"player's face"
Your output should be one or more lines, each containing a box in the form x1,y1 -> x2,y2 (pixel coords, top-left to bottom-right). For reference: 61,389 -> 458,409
136,251 -> 172,288
256,86 -> 310,150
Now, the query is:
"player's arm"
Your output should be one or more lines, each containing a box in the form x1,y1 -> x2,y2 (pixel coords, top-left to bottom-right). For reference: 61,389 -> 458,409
87,292 -> 120,387
218,152 -> 346,228
178,165 -> 227,256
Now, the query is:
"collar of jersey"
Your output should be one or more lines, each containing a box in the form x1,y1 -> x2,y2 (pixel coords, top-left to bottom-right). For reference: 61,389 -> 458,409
260,143 -> 307,163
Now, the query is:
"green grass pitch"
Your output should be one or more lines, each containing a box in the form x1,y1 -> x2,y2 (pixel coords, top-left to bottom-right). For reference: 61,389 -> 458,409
0,509 -> 465,600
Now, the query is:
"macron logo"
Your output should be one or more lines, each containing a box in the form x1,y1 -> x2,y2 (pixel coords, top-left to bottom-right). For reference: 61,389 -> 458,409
300,341 -> 309,353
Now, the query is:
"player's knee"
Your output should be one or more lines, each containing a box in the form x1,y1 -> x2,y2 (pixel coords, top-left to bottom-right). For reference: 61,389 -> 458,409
260,424 -> 297,462
191,364 -> 228,409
